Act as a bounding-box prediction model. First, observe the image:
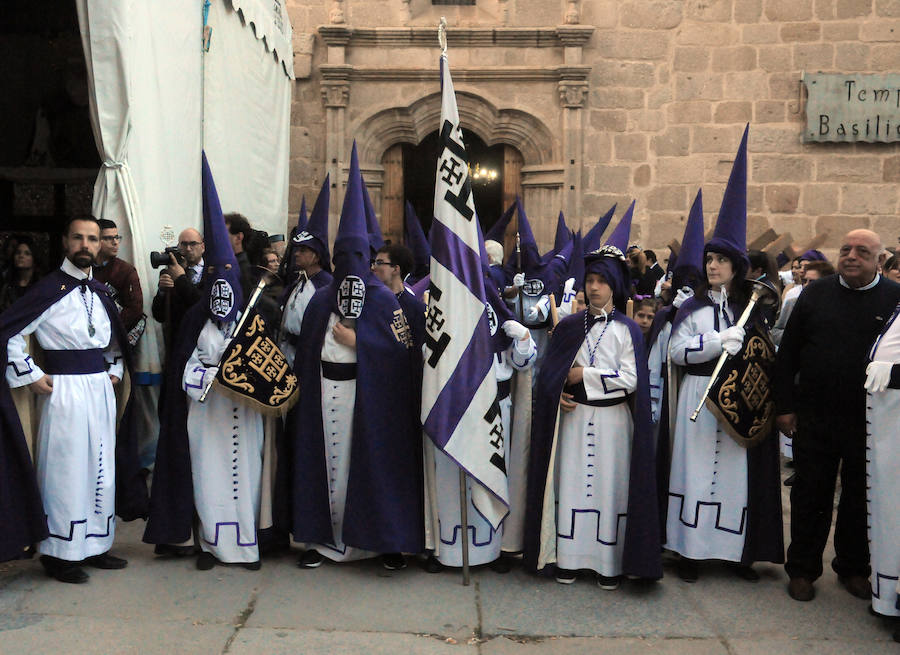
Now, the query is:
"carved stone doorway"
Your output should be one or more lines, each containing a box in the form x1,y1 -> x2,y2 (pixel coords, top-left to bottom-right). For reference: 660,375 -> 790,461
379,130 -> 523,248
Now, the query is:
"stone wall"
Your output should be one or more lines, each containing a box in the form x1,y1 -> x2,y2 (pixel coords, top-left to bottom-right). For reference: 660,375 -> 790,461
286,0 -> 900,257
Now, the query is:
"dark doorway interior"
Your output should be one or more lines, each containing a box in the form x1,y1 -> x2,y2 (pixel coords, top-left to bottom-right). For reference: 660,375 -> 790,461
1,0 -> 97,268
402,129 -> 505,237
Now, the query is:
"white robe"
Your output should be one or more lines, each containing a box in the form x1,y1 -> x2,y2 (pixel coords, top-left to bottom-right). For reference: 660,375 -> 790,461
184,319 -> 264,564
867,315 -> 900,617
310,313 -> 375,562
6,259 -> 124,561
278,275 -> 316,367
648,321 -> 672,425
555,316 -> 637,576
430,336 -> 536,567
666,295 -> 748,562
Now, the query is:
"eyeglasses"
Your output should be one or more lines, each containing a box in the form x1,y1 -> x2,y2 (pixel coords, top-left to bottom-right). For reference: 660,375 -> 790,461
179,241 -> 203,249
101,235 -> 123,243
372,259 -> 395,267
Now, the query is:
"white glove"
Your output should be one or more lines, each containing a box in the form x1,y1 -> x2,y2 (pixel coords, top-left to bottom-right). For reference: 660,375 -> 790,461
561,277 -> 576,303
673,287 -> 694,309
865,360 -> 894,393
719,326 -> 745,356
525,296 -> 550,323
512,272 -> 525,288
501,320 -> 530,341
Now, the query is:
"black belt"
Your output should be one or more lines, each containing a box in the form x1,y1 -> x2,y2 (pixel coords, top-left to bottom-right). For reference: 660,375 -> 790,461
564,381 -> 628,407
42,349 -> 106,375
497,378 -> 511,401
322,361 -> 357,381
686,361 -> 718,377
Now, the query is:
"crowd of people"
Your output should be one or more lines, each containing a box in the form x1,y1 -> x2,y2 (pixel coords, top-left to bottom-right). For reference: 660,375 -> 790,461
0,133 -> 898,643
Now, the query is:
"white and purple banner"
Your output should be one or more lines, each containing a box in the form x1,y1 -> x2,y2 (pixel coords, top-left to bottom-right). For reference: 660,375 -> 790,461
421,53 -> 509,529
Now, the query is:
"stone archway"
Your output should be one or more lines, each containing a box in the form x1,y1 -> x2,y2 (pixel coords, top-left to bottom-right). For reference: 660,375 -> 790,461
353,91 -> 560,244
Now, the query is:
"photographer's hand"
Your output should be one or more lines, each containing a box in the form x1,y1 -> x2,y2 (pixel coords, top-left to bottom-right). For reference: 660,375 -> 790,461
158,272 -> 174,290
166,253 -> 186,280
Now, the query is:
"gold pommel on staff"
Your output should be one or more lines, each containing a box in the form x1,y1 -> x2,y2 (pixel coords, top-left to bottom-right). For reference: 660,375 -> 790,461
688,280 -> 777,423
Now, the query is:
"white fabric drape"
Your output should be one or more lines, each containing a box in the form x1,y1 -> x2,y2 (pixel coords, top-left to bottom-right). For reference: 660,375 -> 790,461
76,0 -> 202,377
203,0 -> 292,237
77,0 -> 292,373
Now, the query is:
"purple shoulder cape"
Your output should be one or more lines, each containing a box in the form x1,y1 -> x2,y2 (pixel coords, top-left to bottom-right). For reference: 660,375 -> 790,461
0,269 -> 147,561
522,310 -> 663,579
290,277 -> 425,553
666,294 -> 784,565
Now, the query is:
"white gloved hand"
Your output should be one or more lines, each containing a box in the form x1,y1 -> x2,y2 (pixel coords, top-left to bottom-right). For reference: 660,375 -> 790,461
512,272 -> 525,288
501,320 -> 530,341
719,325 -> 745,356
525,296 -> 551,323
673,287 -> 694,309
865,360 -> 894,393
561,277 -> 576,303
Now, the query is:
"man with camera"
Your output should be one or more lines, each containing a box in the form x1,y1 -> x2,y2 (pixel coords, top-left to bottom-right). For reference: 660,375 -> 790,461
151,228 -> 205,339
93,219 -> 145,345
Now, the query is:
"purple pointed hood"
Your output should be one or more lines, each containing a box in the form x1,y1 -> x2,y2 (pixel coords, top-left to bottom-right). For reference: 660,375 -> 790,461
672,189 -> 706,291
582,203 -> 617,254
553,211 -> 571,252
329,142 -> 372,319
513,196 -> 542,273
361,176 -> 384,256
404,200 -> 431,279
605,200 -> 636,253
484,199 -> 516,243
705,124 -> 750,279
201,152 -> 243,324
296,197 -> 309,234
292,175 -> 332,272
567,230 -> 584,292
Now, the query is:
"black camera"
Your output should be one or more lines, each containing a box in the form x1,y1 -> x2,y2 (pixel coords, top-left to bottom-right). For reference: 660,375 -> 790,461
150,246 -> 185,269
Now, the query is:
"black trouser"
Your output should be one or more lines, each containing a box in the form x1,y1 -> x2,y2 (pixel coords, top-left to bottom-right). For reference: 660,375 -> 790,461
785,419 -> 870,582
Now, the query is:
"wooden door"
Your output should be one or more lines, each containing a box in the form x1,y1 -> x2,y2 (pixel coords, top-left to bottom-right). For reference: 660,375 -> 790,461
381,144 -> 404,244
501,145 -> 523,255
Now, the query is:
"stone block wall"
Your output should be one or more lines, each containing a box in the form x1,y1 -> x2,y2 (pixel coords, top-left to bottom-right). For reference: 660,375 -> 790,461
287,0 -> 900,257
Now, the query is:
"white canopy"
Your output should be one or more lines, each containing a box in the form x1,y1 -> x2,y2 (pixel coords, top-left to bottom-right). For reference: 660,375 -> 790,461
76,0 -> 293,377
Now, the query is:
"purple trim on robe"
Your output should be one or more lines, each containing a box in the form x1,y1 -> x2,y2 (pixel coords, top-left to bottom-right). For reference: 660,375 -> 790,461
7,355 -> 34,377
48,513 -> 114,541
202,521 -> 258,547
599,370 -> 621,395
556,509 -> 627,546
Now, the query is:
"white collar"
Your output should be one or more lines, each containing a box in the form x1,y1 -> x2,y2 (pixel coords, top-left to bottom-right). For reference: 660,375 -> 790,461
839,273 -> 880,291
61,257 -> 92,281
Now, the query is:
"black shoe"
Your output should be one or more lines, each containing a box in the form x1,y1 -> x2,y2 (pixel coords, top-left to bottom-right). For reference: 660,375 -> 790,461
838,575 -> 871,600
40,555 -> 89,584
196,552 -> 217,571
727,562 -> 759,582
422,555 -> 444,574
677,558 -> 699,583
555,567 -> 577,584
242,560 -> 261,571
489,554 -> 513,574
298,549 -> 324,569
597,575 -> 621,590
381,553 -> 407,571
84,553 -> 128,570
154,544 -> 196,558
783,472 -> 795,487
788,577 -> 815,601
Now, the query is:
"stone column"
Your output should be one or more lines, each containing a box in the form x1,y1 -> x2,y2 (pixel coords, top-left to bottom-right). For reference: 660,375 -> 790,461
318,26 -> 352,231
556,25 -> 592,228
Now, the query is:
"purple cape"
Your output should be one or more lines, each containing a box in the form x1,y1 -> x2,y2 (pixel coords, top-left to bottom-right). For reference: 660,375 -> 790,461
0,269 -> 148,561
289,276 -> 425,553
667,294 -> 784,565
142,301 -> 208,545
522,310 -> 663,579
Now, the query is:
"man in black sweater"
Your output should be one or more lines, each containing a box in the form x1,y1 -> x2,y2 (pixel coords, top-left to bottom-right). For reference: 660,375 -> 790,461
775,229 -> 900,603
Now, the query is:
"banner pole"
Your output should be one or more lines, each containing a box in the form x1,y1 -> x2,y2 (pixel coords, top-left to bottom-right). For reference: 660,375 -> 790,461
458,468 -> 470,586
